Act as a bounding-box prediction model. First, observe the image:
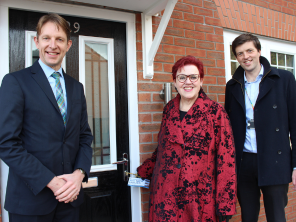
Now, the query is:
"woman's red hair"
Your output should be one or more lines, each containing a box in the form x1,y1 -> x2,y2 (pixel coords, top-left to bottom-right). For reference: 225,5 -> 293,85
172,55 -> 204,80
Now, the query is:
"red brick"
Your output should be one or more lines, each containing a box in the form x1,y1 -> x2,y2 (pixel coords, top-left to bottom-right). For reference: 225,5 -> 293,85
206,33 -> 224,43
139,124 -> 161,133
136,22 -> 142,32
153,132 -> 159,142
204,0 -> 217,10
154,62 -> 163,72
201,58 -> 216,67
242,0 -> 255,3
141,192 -> 150,202
174,19 -> 195,30
217,77 -> 226,85
207,93 -> 217,101
136,13 -> 141,23
216,43 -> 224,51
140,142 -> 158,152
137,51 -> 143,60
269,3 -> 281,12
163,45 -> 186,55
164,63 -> 173,73
194,7 -> 213,17
196,40 -> 215,49
215,27 -> 224,35
139,103 -> 164,112
136,32 -> 142,41
136,42 -> 142,51
164,27 -> 184,37
205,17 -> 222,26
161,35 -> 174,45
203,76 -> 217,84
153,73 -> 174,82
153,93 -> 165,102
155,54 -> 174,63
138,83 -> 163,92
139,133 -> 152,143
185,30 -> 205,40
282,7 -> 294,15
207,51 -> 224,60
288,2 -> 296,10
153,113 -> 163,122
207,67 -> 226,76
217,60 -> 225,68
175,2 -> 193,12
195,25 -> 214,33
184,13 -> 204,23
214,11 -> 219,19
138,93 -> 151,102
186,48 -> 207,57
140,153 -> 153,164
183,0 -> 203,7
171,10 -> 183,19
137,61 -> 143,71
208,85 -> 225,93
218,94 -> 225,103
175,37 -> 195,47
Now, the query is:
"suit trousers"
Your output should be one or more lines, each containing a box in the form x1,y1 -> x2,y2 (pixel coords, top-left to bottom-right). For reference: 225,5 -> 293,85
237,152 -> 289,222
9,201 -> 79,222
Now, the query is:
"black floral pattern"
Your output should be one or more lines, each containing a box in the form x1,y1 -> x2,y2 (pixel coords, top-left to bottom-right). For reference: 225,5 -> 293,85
138,90 -> 237,222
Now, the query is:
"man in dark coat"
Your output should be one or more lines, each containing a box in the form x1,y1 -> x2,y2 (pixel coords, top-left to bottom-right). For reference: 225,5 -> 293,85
0,14 -> 93,222
225,33 -> 296,222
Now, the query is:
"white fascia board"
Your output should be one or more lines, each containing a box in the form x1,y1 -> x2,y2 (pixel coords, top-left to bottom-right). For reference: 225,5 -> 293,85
142,0 -> 177,79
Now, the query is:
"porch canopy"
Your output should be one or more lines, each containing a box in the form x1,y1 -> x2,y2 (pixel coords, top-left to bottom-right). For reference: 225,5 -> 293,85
69,0 -> 178,79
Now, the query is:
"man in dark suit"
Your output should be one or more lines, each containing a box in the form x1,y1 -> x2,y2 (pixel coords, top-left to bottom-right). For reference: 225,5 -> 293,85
225,33 -> 296,222
0,13 -> 93,222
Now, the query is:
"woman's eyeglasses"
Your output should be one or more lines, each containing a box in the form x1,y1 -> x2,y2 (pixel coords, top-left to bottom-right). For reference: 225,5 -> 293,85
176,74 -> 200,83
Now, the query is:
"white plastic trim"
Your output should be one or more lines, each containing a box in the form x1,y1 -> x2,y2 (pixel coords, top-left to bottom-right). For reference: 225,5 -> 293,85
142,0 -> 178,79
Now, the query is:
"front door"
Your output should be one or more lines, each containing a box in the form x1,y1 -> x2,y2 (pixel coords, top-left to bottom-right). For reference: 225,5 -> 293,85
8,8 -> 131,222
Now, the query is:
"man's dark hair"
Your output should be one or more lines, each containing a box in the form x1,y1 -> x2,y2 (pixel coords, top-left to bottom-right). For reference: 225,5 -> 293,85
232,33 -> 261,57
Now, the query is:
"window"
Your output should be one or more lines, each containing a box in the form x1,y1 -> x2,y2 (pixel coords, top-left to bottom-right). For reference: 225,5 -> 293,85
230,45 -> 239,76
270,52 -> 294,75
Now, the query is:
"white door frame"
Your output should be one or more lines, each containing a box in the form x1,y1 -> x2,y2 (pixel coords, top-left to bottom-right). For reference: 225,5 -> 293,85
0,1 -> 140,221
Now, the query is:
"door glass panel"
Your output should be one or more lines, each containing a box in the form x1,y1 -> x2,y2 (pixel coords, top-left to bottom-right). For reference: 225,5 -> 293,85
230,45 -> 239,75
84,43 -> 110,166
271,52 -> 276,65
80,36 -> 116,172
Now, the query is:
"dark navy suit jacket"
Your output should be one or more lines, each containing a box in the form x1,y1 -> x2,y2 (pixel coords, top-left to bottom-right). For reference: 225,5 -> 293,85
0,61 -> 93,215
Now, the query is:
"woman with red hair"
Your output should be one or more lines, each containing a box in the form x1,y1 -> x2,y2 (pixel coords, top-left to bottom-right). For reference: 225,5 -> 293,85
137,55 -> 236,222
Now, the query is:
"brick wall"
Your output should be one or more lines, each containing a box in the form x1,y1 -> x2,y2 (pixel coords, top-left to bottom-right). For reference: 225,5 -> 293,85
137,0 -> 296,221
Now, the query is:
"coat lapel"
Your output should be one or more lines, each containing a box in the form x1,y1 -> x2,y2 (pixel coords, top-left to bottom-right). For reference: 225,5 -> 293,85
30,61 -> 60,114
232,83 -> 245,113
256,77 -> 275,103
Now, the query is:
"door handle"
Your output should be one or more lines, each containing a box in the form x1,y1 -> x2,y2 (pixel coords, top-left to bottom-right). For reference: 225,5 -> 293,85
112,153 -> 129,181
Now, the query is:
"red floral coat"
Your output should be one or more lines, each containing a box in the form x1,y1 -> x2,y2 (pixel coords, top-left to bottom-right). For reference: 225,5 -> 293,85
137,90 -> 236,222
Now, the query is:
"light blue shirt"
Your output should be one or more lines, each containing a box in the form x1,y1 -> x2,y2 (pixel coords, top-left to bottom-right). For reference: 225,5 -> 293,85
38,59 -> 67,110
243,65 -> 264,153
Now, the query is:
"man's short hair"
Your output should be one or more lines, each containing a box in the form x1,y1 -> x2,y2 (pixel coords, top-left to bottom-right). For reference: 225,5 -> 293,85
36,13 -> 71,41
232,33 -> 261,57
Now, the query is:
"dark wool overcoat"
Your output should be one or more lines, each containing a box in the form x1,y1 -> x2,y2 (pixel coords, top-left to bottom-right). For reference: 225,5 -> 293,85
225,56 -> 296,186
138,90 -> 236,222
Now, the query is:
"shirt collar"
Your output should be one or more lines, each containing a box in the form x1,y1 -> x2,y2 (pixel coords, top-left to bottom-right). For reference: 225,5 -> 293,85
244,64 -> 264,83
38,59 -> 64,79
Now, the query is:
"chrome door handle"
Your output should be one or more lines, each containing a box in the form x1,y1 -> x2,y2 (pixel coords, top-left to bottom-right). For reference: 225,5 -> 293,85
112,153 -> 129,181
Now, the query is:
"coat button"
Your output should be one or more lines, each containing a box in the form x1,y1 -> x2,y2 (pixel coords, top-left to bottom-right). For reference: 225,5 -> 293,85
273,104 -> 277,109
177,164 -> 181,169
275,128 -> 279,132
278,150 -> 282,154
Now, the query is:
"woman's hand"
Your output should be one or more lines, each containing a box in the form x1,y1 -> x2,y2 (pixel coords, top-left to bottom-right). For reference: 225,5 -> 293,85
219,215 -> 232,222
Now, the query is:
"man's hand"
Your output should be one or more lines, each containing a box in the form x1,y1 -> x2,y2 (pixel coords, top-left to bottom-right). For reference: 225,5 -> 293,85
47,177 -> 66,193
292,170 -> 296,190
55,169 -> 85,203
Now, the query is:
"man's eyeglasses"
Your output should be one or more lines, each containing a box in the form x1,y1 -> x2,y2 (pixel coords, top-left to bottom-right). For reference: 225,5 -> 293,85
176,74 -> 200,83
